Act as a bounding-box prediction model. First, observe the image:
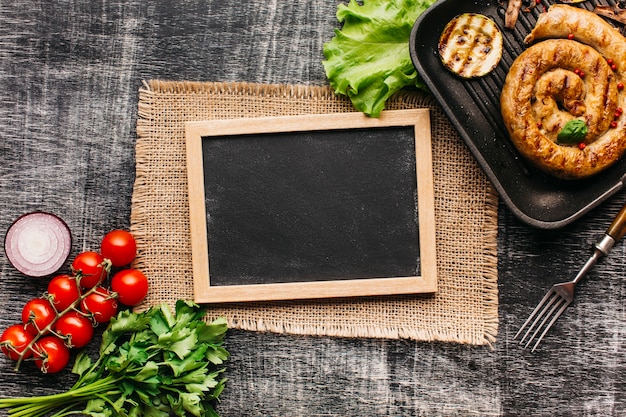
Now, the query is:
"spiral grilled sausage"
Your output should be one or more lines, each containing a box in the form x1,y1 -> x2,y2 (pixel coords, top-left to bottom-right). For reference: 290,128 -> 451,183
500,5 -> 626,179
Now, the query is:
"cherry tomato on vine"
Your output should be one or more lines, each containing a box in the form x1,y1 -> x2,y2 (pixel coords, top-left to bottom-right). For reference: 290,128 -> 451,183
0,324 -> 34,360
111,269 -> 149,306
71,251 -> 106,288
33,335 -> 70,374
21,298 -> 56,336
47,274 -> 81,312
100,230 -> 137,267
54,311 -> 93,349
81,287 -> 118,323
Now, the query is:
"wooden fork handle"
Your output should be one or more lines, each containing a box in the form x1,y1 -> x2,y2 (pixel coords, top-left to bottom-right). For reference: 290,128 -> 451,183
606,201 -> 626,242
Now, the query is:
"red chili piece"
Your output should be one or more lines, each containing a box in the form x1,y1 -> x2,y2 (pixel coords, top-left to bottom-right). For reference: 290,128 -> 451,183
567,33 -> 575,40
578,142 -> 586,150
611,121 -> 618,128
618,83 -> 624,91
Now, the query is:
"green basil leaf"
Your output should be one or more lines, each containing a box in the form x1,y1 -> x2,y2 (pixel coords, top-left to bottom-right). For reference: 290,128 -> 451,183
557,119 -> 588,144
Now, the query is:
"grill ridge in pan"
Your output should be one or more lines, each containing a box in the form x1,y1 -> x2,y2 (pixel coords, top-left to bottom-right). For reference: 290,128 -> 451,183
409,0 -> 626,229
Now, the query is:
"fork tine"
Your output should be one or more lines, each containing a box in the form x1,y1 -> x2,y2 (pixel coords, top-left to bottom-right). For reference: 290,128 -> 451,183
518,291 -> 561,346
514,234 -> 612,351
514,288 -> 558,342
523,294 -> 567,349
529,299 -> 571,352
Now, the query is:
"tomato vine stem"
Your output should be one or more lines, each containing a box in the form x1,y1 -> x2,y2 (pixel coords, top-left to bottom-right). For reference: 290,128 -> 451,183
11,259 -> 113,372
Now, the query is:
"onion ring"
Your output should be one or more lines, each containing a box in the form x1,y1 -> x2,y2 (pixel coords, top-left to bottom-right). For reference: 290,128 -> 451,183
4,212 -> 72,277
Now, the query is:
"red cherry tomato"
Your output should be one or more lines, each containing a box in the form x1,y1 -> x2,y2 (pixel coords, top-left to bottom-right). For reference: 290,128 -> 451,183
111,269 -> 149,306
0,324 -> 34,360
33,335 -> 70,374
21,298 -> 56,336
71,251 -> 106,288
81,287 -> 118,323
100,230 -> 137,267
47,274 -> 81,312
54,311 -> 93,348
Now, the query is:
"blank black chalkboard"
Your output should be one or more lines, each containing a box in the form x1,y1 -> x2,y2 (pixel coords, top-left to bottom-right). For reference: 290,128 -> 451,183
185,110 -> 437,303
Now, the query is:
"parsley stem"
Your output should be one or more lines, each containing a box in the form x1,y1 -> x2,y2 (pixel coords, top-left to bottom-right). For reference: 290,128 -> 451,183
0,375 -> 122,417
0,302 -> 229,417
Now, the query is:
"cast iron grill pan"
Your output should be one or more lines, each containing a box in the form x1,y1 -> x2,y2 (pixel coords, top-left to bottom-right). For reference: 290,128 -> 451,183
409,0 -> 626,229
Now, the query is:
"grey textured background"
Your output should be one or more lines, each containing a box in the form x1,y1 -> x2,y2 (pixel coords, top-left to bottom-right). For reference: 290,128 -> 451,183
0,1 -> 625,416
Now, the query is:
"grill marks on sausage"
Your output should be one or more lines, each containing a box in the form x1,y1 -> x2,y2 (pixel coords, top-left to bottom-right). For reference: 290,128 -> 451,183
500,4 -> 626,179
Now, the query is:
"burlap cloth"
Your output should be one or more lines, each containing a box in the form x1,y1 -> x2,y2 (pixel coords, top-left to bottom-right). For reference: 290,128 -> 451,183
130,80 -> 499,345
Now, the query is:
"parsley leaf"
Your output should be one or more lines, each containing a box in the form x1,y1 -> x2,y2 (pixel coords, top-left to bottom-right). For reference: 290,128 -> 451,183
0,301 -> 230,417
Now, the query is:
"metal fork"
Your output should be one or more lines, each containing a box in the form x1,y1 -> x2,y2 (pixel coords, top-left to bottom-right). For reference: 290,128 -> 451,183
514,201 -> 626,352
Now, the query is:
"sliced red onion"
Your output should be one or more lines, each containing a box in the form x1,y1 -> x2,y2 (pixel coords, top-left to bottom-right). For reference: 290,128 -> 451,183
4,212 -> 72,277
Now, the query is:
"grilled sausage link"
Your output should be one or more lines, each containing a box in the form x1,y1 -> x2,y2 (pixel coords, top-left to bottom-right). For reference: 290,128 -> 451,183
500,5 -> 626,179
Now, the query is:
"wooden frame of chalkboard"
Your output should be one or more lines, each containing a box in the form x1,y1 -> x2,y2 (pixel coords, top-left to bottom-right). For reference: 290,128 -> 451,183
184,109 -> 437,303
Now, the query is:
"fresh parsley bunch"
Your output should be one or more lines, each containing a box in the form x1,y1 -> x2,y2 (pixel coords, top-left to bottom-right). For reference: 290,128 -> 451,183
322,0 -> 436,117
0,300 -> 229,417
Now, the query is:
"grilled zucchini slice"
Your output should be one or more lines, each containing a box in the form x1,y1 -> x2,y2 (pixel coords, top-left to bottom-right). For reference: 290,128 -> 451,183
438,13 -> 503,78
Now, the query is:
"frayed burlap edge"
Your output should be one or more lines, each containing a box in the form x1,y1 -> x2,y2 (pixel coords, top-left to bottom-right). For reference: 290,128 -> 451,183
131,80 -> 499,346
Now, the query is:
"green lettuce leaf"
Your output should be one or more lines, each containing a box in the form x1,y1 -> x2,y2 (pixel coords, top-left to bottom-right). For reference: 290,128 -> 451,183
322,0 -> 435,117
